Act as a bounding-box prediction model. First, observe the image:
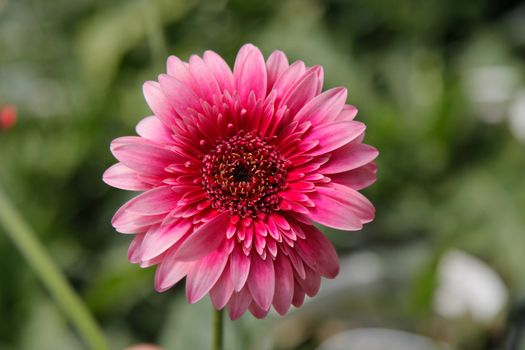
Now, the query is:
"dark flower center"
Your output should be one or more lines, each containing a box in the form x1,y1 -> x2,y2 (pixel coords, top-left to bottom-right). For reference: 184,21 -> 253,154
232,163 -> 252,182
201,131 -> 288,218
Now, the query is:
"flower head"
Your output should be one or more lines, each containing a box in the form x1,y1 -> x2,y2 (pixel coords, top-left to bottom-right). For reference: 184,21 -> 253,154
103,44 -> 378,319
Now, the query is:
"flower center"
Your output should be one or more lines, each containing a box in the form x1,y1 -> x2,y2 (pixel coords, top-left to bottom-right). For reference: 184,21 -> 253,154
201,131 -> 288,218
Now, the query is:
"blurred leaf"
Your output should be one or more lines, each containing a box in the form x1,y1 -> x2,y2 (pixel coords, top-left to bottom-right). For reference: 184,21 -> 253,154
76,0 -> 197,91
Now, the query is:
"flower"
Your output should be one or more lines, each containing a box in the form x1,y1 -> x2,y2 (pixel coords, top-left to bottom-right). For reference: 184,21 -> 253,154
0,105 -> 17,131
103,44 -> 378,319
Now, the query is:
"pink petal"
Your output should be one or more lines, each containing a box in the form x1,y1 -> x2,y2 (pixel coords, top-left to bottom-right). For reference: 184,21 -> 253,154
335,104 -> 358,121
307,190 -> 363,230
303,121 -> 366,156
294,224 -> 339,278
112,211 -> 164,234
210,264 -> 235,309
110,136 -> 183,176
173,212 -> 229,261
280,65 -> 323,116
103,163 -> 153,191
296,265 -> 321,297
227,287 -> 252,320
142,81 -> 178,126
203,50 -> 234,93
321,143 -> 379,174
272,254 -> 294,315
154,249 -> 194,292
128,233 -> 146,263
141,220 -> 192,260
247,254 -> 275,311
234,44 -> 267,104
111,188 -> 178,233
186,246 -> 229,304
139,254 -> 165,268
266,50 -> 289,91
317,184 -> 375,223
294,87 -> 347,125
113,186 -> 179,216
136,116 -> 173,144
291,279 -> 305,307
329,163 -> 377,190
249,302 -> 270,319
188,54 -> 221,101
166,55 -> 199,93
272,61 -> 306,101
230,244 -> 251,291
159,74 -> 202,117
286,247 -> 306,279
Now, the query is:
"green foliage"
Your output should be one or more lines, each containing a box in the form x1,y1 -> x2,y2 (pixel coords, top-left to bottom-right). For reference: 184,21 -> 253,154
1,0 -> 525,349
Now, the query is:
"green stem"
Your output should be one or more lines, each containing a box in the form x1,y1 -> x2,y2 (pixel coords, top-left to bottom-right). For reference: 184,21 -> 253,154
212,307 -> 224,350
0,185 -> 109,350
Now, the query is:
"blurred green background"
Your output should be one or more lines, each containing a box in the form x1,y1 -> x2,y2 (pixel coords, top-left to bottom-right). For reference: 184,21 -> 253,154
1,0 -> 525,349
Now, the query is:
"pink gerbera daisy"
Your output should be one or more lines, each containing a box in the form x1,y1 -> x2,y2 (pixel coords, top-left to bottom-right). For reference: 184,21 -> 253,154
103,44 -> 378,319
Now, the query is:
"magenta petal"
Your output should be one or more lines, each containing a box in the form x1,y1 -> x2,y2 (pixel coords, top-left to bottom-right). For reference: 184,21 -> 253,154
128,233 -> 146,263
103,163 -> 153,191
141,220 -> 192,260
266,50 -> 289,91
111,187 -> 178,233
114,186 -> 179,216
295,224 -> 339,278
230,245 -> 251,291
336,104 -> 358,121
210,264 -> 234,309
227,287 -> 252,320
143,81 -> 178,126
154,249 -> 193,292
272,254 -> 294,315
112,210 -> 164,234
317,184 -> 375,223
166,55 -> 198,92
272,61 -> 306,101
234,44 -> 267,104
286,247 -> 306,279
173,212 -> 229,261
203,50 -> 234,93
247,255 -> 275,311
292,279 -> 306,307
249,302 -> 270,319
186,247 -> 229,304
188,54 -> 221,101
110,136 -> 183,176
294,87 -> 347,125
280,66 -> 323,116
321,143 -> 379,174
136,116 -> 173,144
329,163 -> 377,190
304,121 -> 366,156
308,190 -> 363,230
159,74 -> 202,117
296,265 -> 321,297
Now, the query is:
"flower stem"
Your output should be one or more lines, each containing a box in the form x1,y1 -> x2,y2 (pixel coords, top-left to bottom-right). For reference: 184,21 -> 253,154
0,185 -> 109,350
212,307 -> 224,350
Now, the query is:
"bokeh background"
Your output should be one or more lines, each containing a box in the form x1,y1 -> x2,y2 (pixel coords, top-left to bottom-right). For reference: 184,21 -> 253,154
1,0 -> 525,349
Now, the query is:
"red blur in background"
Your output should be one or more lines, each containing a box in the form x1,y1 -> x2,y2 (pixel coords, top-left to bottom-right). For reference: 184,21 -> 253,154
0,105 -> 17,131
